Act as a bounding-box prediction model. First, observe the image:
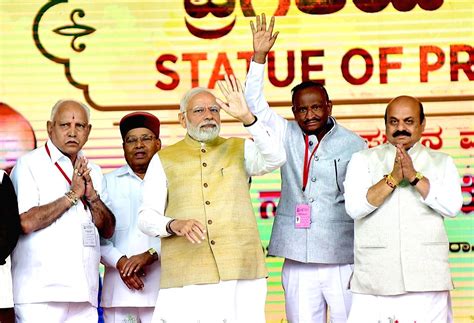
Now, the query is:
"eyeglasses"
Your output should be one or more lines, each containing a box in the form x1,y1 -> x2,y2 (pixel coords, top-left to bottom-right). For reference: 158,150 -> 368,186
124,135 -> 156,145
185,105 -> 220,116
293,104 -> 328,116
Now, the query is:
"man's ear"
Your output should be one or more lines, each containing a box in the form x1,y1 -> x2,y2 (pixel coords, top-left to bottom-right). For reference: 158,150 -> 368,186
421,117 -> 426,132
178,112 -> 187,129
84,124 -> 92,141
327,100 -> 333,115
156,138 -> 162,151
46,120 -> 52,137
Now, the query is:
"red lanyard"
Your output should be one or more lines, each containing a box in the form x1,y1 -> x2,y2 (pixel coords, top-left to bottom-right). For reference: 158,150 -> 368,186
302,135 -> 320,192
45,142 -> 87,208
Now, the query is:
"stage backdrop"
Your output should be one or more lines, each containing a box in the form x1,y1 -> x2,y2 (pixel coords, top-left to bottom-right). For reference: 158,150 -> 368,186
1,0 -> 472,321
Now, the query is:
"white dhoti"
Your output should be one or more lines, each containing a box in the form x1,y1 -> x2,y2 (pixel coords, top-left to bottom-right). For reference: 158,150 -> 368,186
347,291 -> 452,323
151,278 -> 267,323
15,302 -> 97,323
103,306 -> 154,323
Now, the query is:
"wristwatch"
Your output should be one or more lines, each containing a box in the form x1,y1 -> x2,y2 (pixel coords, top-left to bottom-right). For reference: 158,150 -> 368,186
410,172 -> 424,186
147,248 -> 157,257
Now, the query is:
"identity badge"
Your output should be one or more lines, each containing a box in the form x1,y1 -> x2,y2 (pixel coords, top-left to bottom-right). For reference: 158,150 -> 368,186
295,204 -> 311,229
82,223 -> 97,247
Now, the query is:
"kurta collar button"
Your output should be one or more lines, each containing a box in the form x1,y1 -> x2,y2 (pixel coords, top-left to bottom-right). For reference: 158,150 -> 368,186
210,240 -> 216,245
311,177 -> 316,182
205,201 -> 210,205
201,149 -> 206,153
203,183 -> 208,188
314,156 -> 319,161
202,162 -> 207,167
208,219 -> 213,225
309,198 -> 314,203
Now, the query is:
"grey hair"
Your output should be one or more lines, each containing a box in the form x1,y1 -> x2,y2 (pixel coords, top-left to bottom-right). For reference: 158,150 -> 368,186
50,99 -> 91,122
179,87 -> 214,113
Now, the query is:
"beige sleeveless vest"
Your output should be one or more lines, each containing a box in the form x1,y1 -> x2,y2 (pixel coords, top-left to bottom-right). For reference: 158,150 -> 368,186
158,134 -> 267,288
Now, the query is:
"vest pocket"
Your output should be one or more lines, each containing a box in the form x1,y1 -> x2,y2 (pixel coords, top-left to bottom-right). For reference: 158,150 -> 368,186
358,240 -> 387,248
334,159 -> 341,192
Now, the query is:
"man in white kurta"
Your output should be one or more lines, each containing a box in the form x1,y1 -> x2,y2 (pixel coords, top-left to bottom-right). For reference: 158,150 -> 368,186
10,100 -> 115,322
344,96 -> 463,323
101,112 -> 161,322
139,76 -> 286,322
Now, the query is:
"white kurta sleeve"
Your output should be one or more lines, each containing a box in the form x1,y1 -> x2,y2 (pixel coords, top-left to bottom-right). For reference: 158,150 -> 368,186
243,118 -> 286,176
10,157 -> 39,214
244,60 -> 288,144
100,238 -> 123,268
422,155 -> 463,218
343,152 -> 378,219
138,154 -> 173,237
99,176 -> 124,268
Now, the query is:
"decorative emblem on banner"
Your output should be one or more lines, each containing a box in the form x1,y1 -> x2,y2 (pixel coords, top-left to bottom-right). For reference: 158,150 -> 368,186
52,9 -> 95,52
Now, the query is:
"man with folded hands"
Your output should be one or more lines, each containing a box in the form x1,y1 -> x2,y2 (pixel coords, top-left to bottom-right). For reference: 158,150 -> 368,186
344,96 -> 463,322
10,99 -> 115,322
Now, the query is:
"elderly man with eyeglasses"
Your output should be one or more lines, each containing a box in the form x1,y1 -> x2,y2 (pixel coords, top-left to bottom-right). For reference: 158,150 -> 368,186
244,14 -> 367,322
100,112 -> 162,322
138,75 -> 286,322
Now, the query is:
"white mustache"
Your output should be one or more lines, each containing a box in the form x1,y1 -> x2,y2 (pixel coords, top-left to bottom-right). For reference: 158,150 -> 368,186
199,120 -> 218,128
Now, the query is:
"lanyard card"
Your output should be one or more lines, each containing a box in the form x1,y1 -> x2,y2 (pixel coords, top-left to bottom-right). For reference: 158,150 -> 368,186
82,223 -> 96,247
295,204 -> 311,229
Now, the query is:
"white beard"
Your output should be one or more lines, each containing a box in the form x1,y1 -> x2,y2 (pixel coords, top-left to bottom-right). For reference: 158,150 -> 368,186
186,119 -> 220,142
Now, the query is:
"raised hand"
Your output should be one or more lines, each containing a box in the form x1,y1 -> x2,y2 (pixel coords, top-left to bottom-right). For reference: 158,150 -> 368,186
250,13 -> 279,63
216,74 -> 255,125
